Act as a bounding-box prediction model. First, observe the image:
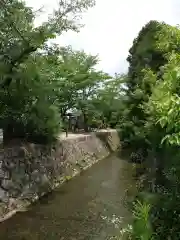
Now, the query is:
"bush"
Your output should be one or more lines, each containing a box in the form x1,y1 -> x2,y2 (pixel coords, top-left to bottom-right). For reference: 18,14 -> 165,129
25,104 -> 62,144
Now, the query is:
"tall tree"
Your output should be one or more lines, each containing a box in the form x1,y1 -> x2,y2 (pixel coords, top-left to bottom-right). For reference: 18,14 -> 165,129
121,20 -> 180,148
0,0 -> 96,144
48,45 -> 110,130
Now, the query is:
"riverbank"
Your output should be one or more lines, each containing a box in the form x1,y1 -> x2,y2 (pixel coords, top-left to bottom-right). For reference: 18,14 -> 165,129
0,129 -> 120,222
0,154 -> 136,239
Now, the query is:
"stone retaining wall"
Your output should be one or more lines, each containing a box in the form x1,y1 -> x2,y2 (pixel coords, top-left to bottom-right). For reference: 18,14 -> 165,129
0,129 -> 120,221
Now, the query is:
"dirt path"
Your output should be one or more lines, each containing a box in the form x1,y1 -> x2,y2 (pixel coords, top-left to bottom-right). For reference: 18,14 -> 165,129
58,132 -> 89,140
58,129 -> 117,140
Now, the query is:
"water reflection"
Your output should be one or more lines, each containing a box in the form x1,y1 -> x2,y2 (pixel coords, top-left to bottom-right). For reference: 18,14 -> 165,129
0,153 -> 136,240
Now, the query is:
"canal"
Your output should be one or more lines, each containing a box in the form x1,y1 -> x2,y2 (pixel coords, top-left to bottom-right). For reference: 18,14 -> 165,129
0,153 -> 136,240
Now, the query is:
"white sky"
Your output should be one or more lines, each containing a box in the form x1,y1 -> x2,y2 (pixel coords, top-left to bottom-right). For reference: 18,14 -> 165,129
25,0 -> 180,75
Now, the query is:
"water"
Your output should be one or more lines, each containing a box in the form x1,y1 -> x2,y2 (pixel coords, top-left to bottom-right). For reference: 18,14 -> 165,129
0,153 -> 137,240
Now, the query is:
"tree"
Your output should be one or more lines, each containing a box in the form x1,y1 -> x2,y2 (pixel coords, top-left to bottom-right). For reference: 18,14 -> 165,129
52,46 -> 110,131
121,20 -> 180,149
0,0 -> 95,87
0,0 -> 96,144
121,22 -> 180,239
90,73 -> 127,128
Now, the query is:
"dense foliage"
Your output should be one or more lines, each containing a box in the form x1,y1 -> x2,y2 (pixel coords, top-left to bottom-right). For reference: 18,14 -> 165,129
119,21 -> 180,239
120,20 -> 180,150
0,0 -> 104,144
0,0 -> 127,144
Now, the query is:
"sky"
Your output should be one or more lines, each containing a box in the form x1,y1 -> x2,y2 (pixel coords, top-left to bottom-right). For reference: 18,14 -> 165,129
25,0 -> 180,75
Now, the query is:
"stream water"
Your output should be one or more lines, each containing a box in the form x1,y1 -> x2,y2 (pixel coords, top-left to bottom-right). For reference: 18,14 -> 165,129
0,153 -> 137,240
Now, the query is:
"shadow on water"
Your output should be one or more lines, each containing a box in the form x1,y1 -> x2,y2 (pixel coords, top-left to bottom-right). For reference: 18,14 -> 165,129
0,152 -> 138,240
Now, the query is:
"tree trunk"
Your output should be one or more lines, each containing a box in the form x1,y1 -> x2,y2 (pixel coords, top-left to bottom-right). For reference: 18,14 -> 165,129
3,123 -> 14,145
83,113 -> 89,132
